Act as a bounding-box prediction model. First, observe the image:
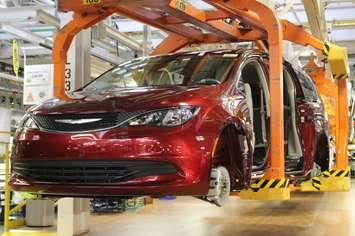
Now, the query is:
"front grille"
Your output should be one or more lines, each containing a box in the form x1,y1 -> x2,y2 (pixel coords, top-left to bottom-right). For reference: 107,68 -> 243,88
32,112 -> 142,132
12,160 -> 178,184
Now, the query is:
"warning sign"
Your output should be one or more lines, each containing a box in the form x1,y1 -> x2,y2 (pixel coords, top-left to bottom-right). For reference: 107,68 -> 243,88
23,64 -> 54,105
26,92 -> 34,103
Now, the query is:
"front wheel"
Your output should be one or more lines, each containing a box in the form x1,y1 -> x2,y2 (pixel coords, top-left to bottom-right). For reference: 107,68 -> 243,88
206,166 -> 231,207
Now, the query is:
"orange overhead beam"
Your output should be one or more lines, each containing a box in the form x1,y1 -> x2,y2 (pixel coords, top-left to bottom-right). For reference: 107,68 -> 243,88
113,5 -> 213,42
152,33 -> 192,55
281,20 -> 324,50
167,0 -> 265,41
205,0 -> 267,35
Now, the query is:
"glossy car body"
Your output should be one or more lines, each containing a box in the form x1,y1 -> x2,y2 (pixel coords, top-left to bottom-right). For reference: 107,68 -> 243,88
10,49 -> 330,197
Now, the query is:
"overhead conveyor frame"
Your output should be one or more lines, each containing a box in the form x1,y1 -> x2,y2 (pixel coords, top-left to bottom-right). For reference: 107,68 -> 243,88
52,0 -> 350,199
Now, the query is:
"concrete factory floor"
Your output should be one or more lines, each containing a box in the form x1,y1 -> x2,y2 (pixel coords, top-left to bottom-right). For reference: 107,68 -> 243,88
3,180 -> 355,236
85,186 -> 355,236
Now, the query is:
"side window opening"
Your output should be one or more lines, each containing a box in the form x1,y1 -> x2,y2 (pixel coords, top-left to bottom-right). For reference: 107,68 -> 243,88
298,72 -> 318,102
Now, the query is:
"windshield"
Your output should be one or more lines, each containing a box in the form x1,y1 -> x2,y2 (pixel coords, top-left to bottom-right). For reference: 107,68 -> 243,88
83,53 -> 235,92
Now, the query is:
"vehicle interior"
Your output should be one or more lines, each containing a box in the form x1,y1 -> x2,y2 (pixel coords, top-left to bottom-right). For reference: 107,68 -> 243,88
239,61 -> 270,170
239,62 -> 303,172
283,69 -> 303,172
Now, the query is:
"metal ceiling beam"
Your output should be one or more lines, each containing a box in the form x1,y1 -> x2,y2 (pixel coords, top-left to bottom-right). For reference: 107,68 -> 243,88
0,44 -> 51,59
330,19 -> 355,29
0,21 -> 126,65
0,72 -> 21,82
94,23 -> 143,51
36,9 -> 60,28
90,47 -> 123,65
296,20 -> 355,30
302,0 -> 327,41
91,38 -> 135,59
0,6 -> 55,22
0,22 -> 52,48
278,0 -> 296,17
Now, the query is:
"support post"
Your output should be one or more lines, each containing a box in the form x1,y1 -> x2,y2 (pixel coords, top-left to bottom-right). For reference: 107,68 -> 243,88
57,198 -> 74,236
251,1 -> 285,180
336,79 -> 349,169
58,12 -> 92,93
57,198 -> 90,236
53,10 -> 114,100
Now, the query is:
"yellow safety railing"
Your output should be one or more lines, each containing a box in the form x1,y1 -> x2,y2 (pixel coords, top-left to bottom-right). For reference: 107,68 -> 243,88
0,131 -> 34,232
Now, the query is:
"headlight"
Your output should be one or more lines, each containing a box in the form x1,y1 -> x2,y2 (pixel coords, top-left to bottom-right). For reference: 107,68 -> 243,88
128,106 -> 200,127
21,115 -> 38,129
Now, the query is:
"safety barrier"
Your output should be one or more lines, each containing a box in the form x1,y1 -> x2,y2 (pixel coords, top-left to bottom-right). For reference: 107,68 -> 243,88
300,167 -> 351,192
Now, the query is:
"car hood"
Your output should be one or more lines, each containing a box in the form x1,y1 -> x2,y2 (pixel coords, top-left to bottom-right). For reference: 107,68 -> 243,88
30,86 -> 222,115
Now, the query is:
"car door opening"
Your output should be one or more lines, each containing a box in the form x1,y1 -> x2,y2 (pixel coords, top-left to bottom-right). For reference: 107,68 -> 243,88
239,61 -> 270,170
283,69 -> 303,172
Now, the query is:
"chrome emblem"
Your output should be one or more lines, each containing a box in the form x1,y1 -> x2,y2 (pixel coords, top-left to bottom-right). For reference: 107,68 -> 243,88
54,118 -> 102,124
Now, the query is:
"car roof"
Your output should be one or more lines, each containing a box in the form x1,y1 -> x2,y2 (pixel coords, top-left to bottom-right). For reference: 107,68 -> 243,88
116,48 -> 265,70
158,47 -> 262,57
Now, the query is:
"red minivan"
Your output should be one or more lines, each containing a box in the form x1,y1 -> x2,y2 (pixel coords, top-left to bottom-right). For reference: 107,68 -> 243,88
10,49 -> 331,206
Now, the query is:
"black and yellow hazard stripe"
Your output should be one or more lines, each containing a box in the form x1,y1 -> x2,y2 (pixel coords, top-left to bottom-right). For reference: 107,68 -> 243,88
332,74 -> 348,80
312,177 -> 321,190
309,168 -> 350,190
322,168 -> 350,178
249,179 -> 289,192
322,43 -> 330,56
322,171 -> 331,178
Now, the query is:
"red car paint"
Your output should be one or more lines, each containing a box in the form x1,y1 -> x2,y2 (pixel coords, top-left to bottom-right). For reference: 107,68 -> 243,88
10,49 -> 330,196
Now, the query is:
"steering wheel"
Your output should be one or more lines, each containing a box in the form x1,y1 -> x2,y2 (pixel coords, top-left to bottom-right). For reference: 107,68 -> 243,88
197,78 -> 221,85
157,68 -> 174,85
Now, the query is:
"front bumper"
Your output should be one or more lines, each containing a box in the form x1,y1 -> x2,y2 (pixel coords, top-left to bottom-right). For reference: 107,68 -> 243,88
9,174 -> 207,196
10,126 -> 214,196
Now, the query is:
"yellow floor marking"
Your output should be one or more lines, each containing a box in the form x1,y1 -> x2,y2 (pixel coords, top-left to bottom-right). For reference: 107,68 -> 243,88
1,230 -> 56,236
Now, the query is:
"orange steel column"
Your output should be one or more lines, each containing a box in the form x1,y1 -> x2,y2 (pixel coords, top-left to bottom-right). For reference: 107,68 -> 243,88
52,11 -> 114,100
246,1 -> 285,179
336,79 -> 349,169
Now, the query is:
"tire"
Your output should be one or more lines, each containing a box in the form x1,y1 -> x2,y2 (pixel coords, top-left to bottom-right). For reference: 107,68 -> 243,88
207,166 -> 231,207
